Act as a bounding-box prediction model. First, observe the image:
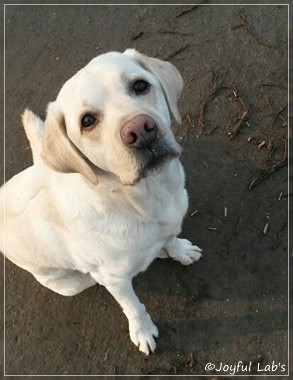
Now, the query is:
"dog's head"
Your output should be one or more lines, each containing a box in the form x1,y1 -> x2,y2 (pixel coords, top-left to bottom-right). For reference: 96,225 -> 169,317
42,49 -> 183,185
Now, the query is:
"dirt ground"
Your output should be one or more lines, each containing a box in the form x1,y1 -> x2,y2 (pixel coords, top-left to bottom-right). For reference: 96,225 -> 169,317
1,2 -> 290,377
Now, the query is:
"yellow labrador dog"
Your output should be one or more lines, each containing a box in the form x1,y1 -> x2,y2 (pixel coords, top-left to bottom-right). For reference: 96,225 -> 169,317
1,49 -> 202,355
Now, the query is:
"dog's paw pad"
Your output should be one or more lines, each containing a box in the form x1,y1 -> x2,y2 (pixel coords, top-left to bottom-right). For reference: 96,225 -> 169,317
129,313 -> 158,355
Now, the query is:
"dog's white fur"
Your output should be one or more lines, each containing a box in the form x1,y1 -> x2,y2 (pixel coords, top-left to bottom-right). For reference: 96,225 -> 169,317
1,49 -> 202,355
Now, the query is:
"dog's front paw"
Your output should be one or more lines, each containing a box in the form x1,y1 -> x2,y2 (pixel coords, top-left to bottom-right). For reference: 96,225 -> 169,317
129,312 -> 158,355
167,238 -> 203,266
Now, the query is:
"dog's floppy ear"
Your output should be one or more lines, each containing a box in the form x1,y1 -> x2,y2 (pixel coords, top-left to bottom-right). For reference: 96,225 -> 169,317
42,102 -> 97,185
124,49 -> 183,124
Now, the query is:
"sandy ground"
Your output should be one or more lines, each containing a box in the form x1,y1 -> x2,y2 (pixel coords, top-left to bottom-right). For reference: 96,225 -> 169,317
1,2 -> 290,377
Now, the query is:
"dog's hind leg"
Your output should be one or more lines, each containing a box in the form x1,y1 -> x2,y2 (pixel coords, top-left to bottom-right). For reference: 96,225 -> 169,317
33,268 -> 97,296
22,109 -> 44,163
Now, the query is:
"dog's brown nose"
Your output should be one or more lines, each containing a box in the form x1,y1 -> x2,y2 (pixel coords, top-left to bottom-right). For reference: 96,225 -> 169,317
120,114 -> 157,148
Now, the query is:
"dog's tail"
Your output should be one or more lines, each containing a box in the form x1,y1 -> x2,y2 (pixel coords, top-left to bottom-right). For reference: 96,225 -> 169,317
21,109 -> 44,163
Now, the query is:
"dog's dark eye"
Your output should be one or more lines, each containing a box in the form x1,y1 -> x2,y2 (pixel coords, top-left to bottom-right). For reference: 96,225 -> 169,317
133,80 -> 150,95
81,114 -> 96,128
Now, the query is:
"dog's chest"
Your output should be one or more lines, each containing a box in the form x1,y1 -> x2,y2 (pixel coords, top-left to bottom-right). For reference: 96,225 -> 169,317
61,167 -> 188,276
70,181 -> 186,249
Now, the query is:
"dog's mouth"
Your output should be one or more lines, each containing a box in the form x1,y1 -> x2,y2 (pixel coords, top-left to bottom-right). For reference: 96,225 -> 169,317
133,133 -> 181,182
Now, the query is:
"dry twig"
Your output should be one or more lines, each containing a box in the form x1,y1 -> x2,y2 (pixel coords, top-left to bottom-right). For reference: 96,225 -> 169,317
248,132 -> 287,190
270,104 -> 287,128
131,31 -> 143,41
234,9 -> 275,49
228,85 -> 249,140
197,77 -> 249,139
165,44 -> 189,60
175,2 -> 209,18
159,30 -> 192,36
197,71 -> 222,135
263,222 -> 269,234
261,83 -> 287,90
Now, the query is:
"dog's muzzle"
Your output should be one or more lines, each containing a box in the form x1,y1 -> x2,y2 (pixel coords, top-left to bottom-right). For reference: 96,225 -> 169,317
120,114 -> 181,182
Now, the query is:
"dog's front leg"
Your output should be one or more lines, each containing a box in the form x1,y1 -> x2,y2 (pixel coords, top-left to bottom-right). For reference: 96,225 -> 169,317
91,274 -> 158,355
164,236 -> 203,265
